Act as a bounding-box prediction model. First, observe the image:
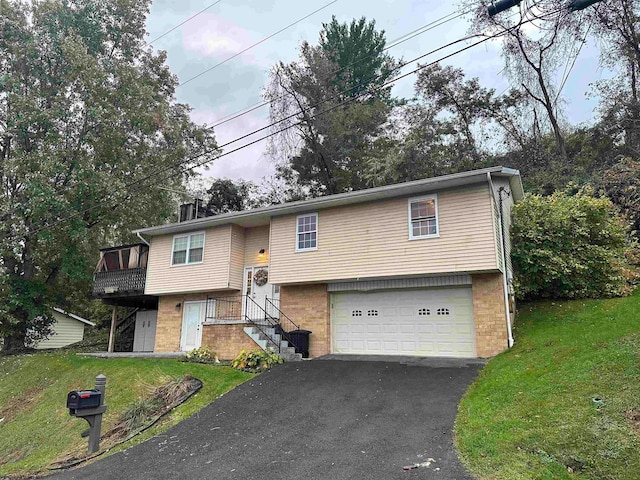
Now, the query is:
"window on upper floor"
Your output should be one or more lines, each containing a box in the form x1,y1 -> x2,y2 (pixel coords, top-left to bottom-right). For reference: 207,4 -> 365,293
408,196 -> 438,240
296,213 -> 318,251
172,232 -> 205,265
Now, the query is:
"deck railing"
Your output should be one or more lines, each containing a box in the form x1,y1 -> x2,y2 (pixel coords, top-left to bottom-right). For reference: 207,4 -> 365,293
93,267 -> 146,297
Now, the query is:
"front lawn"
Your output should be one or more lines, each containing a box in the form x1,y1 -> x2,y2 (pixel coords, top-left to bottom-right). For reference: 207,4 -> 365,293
456,290 -> 640,479
0,353 -> 253,477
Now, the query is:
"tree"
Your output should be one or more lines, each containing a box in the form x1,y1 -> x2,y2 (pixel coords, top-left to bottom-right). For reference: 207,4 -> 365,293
362,64 -> 527,186
205,178 -> 256,215
0,0 -> 217,352
265,17 -> 400,196
598,157 -> 640,237
465,1 -> 591,158
589,0 -> 640,157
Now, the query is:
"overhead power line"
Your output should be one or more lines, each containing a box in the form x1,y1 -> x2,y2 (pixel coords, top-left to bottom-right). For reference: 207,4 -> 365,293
178,0 -> 338,87
555,23 -> 592,104
145,0 -> 223,46
209,7 -> 473,130
16,6 -> 564,241
18,3 -> 470,220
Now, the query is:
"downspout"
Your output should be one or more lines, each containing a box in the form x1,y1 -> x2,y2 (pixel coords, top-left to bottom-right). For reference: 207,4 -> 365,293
136,231 -> 150,246
486,172 -> 514,348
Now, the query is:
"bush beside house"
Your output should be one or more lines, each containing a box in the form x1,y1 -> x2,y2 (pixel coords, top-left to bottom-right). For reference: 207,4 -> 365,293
511,189 -> 633,299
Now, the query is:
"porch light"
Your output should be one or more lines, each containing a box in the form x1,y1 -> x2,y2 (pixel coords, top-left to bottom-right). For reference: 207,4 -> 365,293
258,249 -> 266,257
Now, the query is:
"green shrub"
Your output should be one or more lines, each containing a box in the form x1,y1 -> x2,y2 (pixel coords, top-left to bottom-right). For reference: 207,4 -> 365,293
232,348 -> 283,372
511,188 -> 632,299
183,347 -> 218,364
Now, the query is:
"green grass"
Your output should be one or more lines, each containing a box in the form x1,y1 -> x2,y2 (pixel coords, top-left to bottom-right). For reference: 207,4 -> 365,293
0,352 -> 254,477
455,290 -> 640,480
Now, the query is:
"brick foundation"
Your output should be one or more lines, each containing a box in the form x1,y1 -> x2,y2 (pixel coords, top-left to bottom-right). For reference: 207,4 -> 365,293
154,291 -> 237,352
201,324 -> 259,360
279,284 -> 330,358
472,273 -> 509,357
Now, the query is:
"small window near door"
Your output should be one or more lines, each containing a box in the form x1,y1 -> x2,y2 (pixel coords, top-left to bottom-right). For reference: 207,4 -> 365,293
408,196 -> 438,239
418,308 -> 430,316
245,269 -> 253,295
296,213 -> 318,251
367,310 -> 378,316
172,232 -> 205,265
437,308 -> 450,315
352,310 -> 362,317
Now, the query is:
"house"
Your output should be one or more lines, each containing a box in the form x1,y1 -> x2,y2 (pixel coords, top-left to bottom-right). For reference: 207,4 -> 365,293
93,166 -> 523,359
32,307 -> 96,349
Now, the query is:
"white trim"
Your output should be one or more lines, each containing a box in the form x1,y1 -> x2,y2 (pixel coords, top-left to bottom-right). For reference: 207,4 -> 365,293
242,266 -> 252,297
327,274 -> 472,292
135,167 -> 522,237
52,307 -> 95,326
170,231 -> 206,266
487,172 -> 514,348
136,231 -> 150,246
407,195 -> 439,240
295,212 -> 318,252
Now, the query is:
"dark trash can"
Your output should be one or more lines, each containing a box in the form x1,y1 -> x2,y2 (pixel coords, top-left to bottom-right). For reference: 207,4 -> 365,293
287,329 -> 312,358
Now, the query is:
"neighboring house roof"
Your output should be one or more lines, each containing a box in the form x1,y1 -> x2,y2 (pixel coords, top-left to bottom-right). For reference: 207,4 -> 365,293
135,166 -> 524,237
52,307 -> 96,327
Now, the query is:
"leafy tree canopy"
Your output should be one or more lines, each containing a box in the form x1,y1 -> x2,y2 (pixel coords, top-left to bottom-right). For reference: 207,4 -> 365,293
265,16 -> 400,197
0,0 -> 217,352
205,178 -> 256,215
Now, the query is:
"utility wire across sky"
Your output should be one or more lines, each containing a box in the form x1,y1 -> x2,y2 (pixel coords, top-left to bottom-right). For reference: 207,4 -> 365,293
16,6 -> 564,241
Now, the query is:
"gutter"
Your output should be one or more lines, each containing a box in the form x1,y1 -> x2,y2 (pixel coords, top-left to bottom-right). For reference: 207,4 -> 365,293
487,172 -> 515,348
136,231 -> 150,246
134,166 -> 519,237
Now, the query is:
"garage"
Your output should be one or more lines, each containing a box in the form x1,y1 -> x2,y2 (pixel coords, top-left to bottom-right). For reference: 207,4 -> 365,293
331,287 -> 476,357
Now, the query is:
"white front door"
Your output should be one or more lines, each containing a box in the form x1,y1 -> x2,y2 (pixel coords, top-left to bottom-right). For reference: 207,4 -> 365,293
180,301 -> 204,352
243,266 -> 274,320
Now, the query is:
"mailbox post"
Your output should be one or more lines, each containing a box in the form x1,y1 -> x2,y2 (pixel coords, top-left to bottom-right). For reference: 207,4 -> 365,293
67,374 -> 107,454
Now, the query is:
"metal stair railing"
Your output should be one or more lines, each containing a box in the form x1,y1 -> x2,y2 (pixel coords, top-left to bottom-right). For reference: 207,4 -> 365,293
265,298 -> 300,333
204,295 -> 301,356
242,295 -> 287,354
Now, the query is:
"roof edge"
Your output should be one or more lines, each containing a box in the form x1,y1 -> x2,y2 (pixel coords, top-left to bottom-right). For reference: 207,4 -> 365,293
135,166 -> 521,236
52,307 -> 96,326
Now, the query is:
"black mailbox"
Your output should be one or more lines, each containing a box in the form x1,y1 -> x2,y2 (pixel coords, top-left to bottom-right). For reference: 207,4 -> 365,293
67,390 -> 102,410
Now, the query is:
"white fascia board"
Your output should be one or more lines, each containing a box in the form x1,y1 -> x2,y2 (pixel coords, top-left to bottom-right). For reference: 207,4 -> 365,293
134,166 -> 521,237
52,307 -> 96,326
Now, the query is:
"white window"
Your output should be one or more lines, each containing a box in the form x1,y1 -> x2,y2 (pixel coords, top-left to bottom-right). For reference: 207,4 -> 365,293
172,232 -> 205,265
296,213 -> 318,251
408,196 -> 438,239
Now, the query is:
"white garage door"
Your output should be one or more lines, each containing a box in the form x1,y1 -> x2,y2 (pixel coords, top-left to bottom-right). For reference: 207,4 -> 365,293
332,288 -> 476,358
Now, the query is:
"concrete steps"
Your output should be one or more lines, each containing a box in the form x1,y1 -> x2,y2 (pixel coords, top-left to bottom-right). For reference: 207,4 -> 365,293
243,326 -> 303,362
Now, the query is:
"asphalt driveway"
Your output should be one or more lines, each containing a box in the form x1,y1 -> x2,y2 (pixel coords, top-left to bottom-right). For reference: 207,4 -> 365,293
49,357 -> 482,480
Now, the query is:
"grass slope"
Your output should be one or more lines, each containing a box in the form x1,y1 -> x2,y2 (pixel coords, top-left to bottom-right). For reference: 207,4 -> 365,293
0,353 -> 253,476
456,290 -> 640,480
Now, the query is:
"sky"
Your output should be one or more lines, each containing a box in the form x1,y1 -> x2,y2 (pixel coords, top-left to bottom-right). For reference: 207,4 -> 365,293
144,0 -> 610,186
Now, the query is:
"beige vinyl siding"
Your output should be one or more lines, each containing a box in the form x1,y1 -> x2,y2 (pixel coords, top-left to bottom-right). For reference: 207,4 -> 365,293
34,311 -> 85,349
270,184 -> 499,284
244,225 -> 270,267
145,225 -> 233,295
229,225 -> 245,290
